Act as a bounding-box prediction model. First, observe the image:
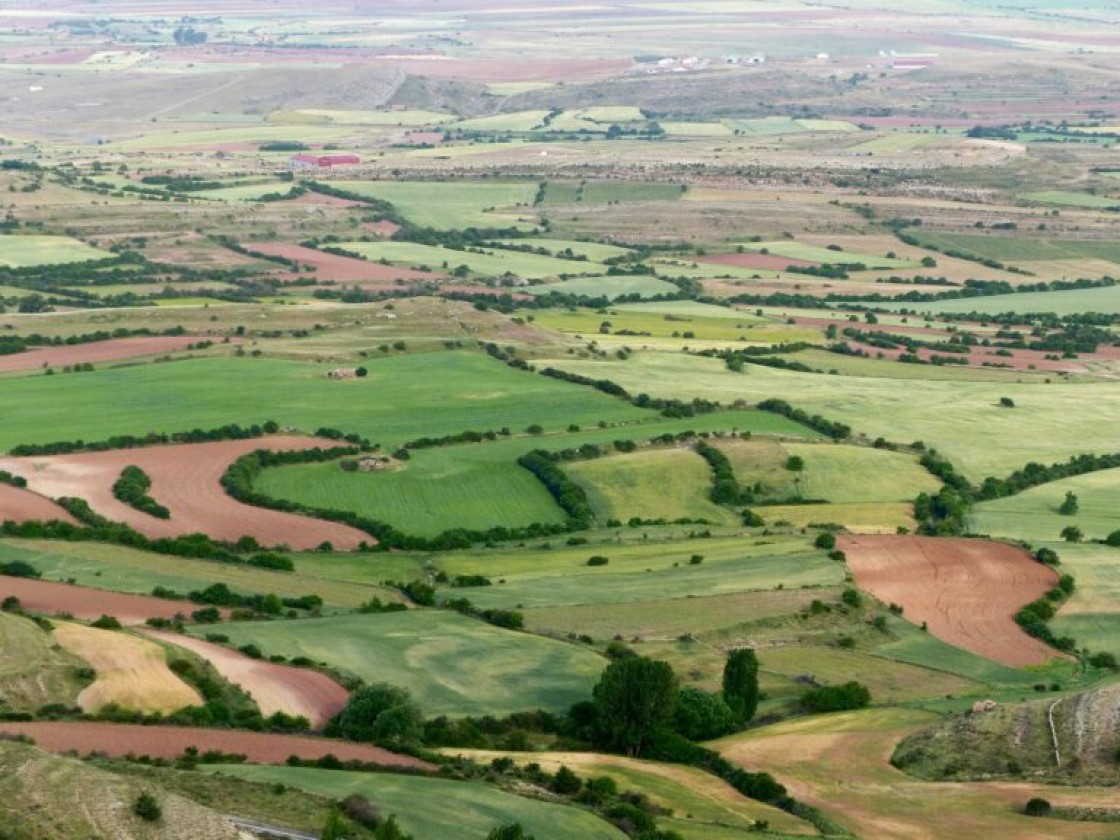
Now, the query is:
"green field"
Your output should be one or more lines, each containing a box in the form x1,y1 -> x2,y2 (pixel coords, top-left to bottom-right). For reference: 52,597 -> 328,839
329,180 -> 538,229
188,610 -> 605,716
526,275 -> 678,299
256,410 -> 817,537
740,241 -> 918,269
203,766 -> 626,840
971,467 -> 1120,542
846,133 -> 937,153
540,182 -> 686,205
336,240 -> 603,279
192,181 -> 296,202
662,121 -> 733,137
0,352 -> 650,451
0,539 -> 396,610
782,442 -> 942,503
1023,190 -> 1120,209
531,304 -> 768,341
887,284 -> 1120,316
567,448 -> 739,526
545,352 -> 1120,480
906,230 -> 1120,263
490,238 -> 633,261
451,110 -> 554,132
291,108 -> 455,125
0,235 -> 113,268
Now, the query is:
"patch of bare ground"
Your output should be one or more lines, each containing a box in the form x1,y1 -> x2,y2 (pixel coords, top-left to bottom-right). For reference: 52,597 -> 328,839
0,484 -> 78,525
0,722 -> 432,769
840,535 -> 1059,667
0,578 -> 200,625
142,629 -> 348,728
0,336 -> 207,374
0,437 -> 371,551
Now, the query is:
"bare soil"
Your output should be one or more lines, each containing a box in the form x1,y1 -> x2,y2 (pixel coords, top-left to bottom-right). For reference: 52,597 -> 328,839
0,437 -> 371,551
142,629 -> 348,728
0,577 -> 199,625
0,484 -> 78,525
0,721 -> 432,769
0,336 -> 205,374
840,535 -> 1059,667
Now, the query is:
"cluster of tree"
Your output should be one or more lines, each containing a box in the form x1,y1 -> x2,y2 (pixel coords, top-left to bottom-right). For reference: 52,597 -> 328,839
9,421 -> 282,457
756,399 -> 851,440
1015,574 -> 1077,652
694,440 -> 753,505
976,451 -> 1120,501
0,470 -> 26,488
516,450 -> 594,529
111,465 -> 170,519
537,366 -> 721,418
140,175 -> 224,192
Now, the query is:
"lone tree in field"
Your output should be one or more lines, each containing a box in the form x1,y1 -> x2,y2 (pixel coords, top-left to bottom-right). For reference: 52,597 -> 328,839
593,656 -> 678,756
133,792 -> 162,822
1058,491 -> 1079,516
722,648 -> 760,724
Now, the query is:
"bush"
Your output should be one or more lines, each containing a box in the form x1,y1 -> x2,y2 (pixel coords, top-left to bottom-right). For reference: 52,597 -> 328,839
587,555 -> 609,567
333,684 -> 424,748
1023,797 -> 1051,817
90,615 -> 122,630
801,681 -> 871,713
133,792 -> 162,822
814,533 -> 836,550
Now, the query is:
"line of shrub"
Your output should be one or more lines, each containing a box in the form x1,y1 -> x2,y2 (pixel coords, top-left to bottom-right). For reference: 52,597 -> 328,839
111,465 -> 170,519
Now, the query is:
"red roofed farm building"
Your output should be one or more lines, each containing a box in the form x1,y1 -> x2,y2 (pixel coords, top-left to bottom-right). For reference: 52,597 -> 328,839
291,153 -> 361,168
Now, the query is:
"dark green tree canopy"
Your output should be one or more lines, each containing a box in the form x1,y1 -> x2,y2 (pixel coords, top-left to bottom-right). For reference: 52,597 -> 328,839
593,656 -> 678,756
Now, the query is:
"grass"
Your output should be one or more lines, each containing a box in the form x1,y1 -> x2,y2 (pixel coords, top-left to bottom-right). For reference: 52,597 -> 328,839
291,108 -> 454,126
530,305 -> 771,343
256,410 -> 816,537
256,450 -> 567,538
758,502 -> 917,533
0,235 -> 113,268
203,766 -> 626,840
905,230 -> 1120,263
782,443 -> 941,503
0,351 -> 650,451
0,613 -> 84,711
662,122 -> 734,137
540,182 -> 686,205
0,539 -> 396,610
970,467 -> 1120,542
53,622 -> 201,714
567,449 -> 740,526
846,134 -> 937,153
544,351 -> 1120,480
1046,543 -> 1120,653
526,275 -> 678,299
188,610 -> 606,717
739,241 -> 918,269
336,240 -> 604,279
890,284 -> 1120,316
451,111 -> 555,132
445,750 -> 813,838
329,180 -> 538,229
1023,190 -> 1120,209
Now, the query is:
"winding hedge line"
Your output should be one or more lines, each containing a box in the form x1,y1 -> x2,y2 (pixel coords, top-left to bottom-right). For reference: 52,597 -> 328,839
8,422 -> 282,457
755,399 -> 851,441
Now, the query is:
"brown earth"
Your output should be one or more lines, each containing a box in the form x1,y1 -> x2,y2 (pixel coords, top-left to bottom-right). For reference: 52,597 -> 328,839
0,437 -> 371,551
840,535 -> 1059,667
0,336 -> 208,374
248,242 -> 444,283
0,577 -> 199,625
0,483 -> 78,525
142,629 -> 348,728
0,721 -> 432,769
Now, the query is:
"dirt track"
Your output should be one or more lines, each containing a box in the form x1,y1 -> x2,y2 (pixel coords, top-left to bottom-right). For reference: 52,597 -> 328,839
0,483 -> 78,525
0,436 -> 370,551
840,535 -> 1059,667
0,721 -> 431,769
0,336 -> 205,374
143,629 -> 348,728
0,577 -> 197,625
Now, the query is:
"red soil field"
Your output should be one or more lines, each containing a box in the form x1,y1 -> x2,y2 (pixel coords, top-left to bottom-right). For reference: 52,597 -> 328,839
0,484 -> 77,525
0,437 -> 371,551
143,630 -> 348,729
0,722 -> 431,770
248,242 -> 443,284
0,336 -> 206,374
699,253 -> 818,270
840,535 -> 1059,667
0,578 -> 197,625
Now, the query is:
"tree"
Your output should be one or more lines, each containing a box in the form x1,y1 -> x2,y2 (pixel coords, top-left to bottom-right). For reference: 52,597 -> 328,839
333,684 -> 423,747
999,396 -> 1015,408
1058,491 -> 1078,515
1023,798 -> 1051,817
801,681 -> 871,712
593,657 -> 678,755
1060,525 -> 1083,543
814,532 -> 836,550
375,816 -> 411,840
785,455 -> 804,472
674,687 -> 735,740
321,809 -> 348,840
722,648 -> 759,723
133,792 -> 162,822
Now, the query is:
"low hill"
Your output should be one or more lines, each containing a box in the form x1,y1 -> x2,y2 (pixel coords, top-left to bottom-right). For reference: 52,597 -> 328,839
0,740 -> 244,839
0,613 -> 85,713
892,682 -> 1120,784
